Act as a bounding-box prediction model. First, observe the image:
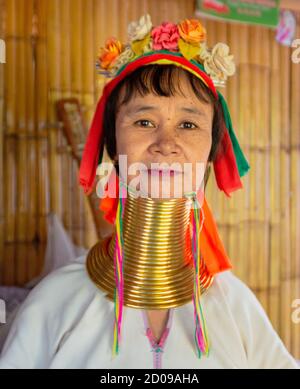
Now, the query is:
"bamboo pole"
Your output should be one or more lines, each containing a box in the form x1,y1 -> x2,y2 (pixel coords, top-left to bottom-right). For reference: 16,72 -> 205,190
216,21 -> 230,259
59,0 -> 73,240
226,21 -> 243,277
249,25 -> 260,291
36,1 -> 49,278
290,11 -> 300,359
15,0 -> 31,284
82,0 -> 95,124
227,22 -> 239,275
0,0 -> 5,283
238,23 -> 251,288
70,0 -> 83,245
47,0 -> 62,217
279,38 -> 292,349
80,0 -> 95,247
70,0 -> 82,102
27,0 -> 48,279
290,14 -> 300,280
269,25 -> 281,331
4,0 -> 18,250
27,3 -> 39,255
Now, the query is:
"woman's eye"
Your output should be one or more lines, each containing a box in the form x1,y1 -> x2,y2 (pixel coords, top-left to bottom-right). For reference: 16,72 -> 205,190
134,120 -> 198,130
179,122 -> 198,129
135,120 -> 154,128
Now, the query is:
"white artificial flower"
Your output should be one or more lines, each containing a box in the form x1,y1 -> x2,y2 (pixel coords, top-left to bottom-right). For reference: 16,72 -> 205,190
202,43 -> 236,81
128,14 -> 152,41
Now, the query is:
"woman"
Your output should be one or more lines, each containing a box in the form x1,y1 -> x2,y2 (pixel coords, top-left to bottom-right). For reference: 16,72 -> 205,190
0,14 -> 298,369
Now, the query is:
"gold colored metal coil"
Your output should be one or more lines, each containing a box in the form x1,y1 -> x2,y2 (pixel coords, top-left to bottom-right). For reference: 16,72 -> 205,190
86,191 -> 214,309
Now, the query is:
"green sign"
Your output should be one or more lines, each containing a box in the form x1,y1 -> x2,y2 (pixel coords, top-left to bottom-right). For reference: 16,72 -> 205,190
196,0 -> 280,28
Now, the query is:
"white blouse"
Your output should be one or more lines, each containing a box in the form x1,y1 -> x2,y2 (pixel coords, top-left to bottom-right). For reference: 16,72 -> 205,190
0,254 -> 298,369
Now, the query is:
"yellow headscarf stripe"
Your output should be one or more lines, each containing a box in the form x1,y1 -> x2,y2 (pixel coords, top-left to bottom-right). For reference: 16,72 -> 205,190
147,58 -> 209,88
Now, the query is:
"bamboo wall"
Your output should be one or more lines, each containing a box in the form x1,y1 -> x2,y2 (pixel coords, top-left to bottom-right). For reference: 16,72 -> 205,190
0,0 -> 299,358
204,14 -> 300,358
0,1 -> 4,290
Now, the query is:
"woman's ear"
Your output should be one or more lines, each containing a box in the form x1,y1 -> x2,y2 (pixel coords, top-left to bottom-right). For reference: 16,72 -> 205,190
113,155 -> 119,175
204,163 -> 211,188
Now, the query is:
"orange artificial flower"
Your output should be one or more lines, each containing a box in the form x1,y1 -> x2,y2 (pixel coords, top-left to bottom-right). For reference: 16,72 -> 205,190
98,37 -> 123,69
178,19 -> 206,45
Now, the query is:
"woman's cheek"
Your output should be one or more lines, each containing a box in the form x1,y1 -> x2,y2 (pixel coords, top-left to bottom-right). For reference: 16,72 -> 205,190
185,137 -> 211,163
119,129 -> 144,152
120,144 -> 146,168
116,129 -> 136,155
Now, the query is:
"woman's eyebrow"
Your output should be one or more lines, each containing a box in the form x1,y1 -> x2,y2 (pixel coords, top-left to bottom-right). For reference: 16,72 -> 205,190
180,107 -> 206,117
127,105 -> 206,117
127,105 -> 156,115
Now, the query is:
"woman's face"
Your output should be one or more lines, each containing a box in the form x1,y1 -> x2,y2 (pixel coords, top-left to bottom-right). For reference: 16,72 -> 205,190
115,72 -> 213,198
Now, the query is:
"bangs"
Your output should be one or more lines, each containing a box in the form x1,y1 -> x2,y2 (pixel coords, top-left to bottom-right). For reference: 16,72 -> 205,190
116,64 -> 215,109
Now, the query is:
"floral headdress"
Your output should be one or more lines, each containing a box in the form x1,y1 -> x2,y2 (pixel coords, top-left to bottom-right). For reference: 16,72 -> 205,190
80,13 -> 249,198
96,14 -> 236,87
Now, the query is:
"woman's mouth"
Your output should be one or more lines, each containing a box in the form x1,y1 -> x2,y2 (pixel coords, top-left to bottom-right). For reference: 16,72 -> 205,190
146,168 -> 182,176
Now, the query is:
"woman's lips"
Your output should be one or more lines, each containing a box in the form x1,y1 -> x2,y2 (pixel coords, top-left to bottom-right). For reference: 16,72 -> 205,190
146,168 -> 182,176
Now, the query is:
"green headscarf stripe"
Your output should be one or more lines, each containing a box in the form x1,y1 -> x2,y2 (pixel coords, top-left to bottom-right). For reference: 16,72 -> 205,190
218,92 -> 250,177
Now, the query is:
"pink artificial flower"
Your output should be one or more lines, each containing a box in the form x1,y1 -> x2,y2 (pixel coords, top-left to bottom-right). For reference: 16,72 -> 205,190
151,22 -> 180,51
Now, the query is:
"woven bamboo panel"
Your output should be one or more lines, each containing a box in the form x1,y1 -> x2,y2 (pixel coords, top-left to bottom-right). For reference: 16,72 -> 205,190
0,0 -> 195,279
0,0 -> 299,358
0,0 -> 5,283
204,13 -> 300,359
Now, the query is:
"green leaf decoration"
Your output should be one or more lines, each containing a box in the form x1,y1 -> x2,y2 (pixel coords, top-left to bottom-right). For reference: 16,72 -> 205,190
131,33 -> 151,56
178,38 -> 200,60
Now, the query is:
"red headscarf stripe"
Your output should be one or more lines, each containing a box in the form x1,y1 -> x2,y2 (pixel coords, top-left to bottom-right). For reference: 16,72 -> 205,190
214,129 -> 243,196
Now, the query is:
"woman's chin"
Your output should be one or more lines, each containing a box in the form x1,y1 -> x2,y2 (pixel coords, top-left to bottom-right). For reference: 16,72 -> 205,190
133,175 -> 193,199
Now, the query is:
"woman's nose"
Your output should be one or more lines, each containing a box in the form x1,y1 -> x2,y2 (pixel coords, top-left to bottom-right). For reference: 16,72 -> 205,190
148,128 -> 181,157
